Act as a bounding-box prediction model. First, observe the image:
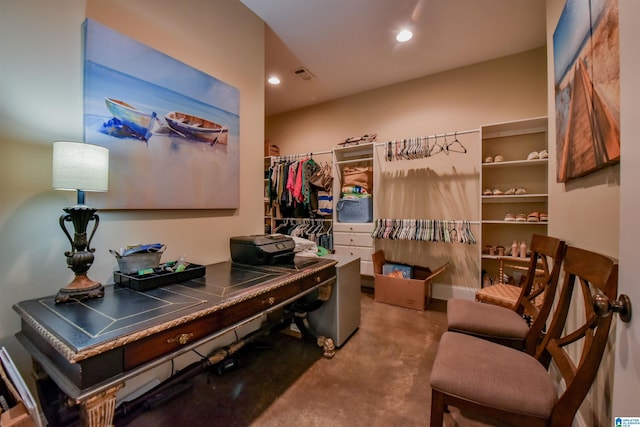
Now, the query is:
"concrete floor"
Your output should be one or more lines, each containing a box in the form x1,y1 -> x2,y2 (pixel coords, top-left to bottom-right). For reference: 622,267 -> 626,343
118,291 -> 501,427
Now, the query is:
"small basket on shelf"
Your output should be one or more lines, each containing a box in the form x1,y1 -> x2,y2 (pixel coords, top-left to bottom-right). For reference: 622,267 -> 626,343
110,244 -> 165,275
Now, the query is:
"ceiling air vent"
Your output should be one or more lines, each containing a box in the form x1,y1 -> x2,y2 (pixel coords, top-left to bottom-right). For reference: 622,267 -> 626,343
291,67 -> 315,81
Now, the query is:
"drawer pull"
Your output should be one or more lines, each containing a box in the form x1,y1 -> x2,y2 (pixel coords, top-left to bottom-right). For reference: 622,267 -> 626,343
263,296 -> 276,306
315,276 -> 321,283
167,333 -> 193,345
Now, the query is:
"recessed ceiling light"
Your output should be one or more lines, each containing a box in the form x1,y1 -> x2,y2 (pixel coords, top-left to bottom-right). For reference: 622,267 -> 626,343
267,76 -> 281,85
396,29 -> 413,43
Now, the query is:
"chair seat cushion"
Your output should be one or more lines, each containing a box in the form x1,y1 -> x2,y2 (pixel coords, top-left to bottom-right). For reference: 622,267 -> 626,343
447,299 -> 529,343
430,332 -> 558,419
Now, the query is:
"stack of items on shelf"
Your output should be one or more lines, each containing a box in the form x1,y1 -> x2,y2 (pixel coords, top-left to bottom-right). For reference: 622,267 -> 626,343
336,166 -> 373,223
337,133 -> 377,148
309,162 -> 333,218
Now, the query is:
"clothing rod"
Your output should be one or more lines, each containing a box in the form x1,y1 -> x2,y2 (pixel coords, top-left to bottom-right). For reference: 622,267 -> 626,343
373,128 -> 479,147
271,150 -> 332,158
275,217 -> 333,222
335,157 -> 374,165
374,218 -> 480,224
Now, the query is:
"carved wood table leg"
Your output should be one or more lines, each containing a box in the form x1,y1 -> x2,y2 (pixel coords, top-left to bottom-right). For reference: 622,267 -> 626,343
79,383 -> 124,427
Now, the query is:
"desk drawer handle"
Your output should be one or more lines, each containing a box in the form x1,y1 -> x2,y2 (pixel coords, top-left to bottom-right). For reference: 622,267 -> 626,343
167,333 -> 193,345
263,296 -> 276,306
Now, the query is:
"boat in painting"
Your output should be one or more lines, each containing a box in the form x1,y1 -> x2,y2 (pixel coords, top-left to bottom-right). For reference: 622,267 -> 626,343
165,111 -> 228,145
105,98 -> 156,140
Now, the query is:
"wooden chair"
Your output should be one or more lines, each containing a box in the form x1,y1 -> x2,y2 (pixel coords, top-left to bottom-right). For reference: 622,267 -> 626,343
430,246 -> 618,426
447,234 -> 566,353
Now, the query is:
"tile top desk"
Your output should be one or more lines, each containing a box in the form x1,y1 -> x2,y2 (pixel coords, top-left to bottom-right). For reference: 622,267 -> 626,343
13,258 -> 336,426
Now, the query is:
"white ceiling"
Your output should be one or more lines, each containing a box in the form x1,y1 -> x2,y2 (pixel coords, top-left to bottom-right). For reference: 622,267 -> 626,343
240,0 -> 547,117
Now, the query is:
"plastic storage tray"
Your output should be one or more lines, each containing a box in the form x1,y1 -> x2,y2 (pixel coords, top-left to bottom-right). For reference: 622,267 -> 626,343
114,263 -> 205,291
336,197 -> 373,223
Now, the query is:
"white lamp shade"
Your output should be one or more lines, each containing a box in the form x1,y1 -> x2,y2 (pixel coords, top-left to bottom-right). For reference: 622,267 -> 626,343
52,141 -> 109,192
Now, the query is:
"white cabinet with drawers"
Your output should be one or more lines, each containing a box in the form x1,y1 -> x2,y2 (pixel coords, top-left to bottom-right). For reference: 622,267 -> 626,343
333,222 -> 374,276
332,143 -> 375,277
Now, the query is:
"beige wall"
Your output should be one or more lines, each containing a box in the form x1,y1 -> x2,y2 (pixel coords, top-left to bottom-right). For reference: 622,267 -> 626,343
267,48 -> 548,297
546,1 -> 620,425
0,0 -> 265,373
267,47 -> 547,154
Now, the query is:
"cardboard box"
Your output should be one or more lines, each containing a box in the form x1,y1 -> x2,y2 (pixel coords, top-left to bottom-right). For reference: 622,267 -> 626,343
372,250 -> 447,311
1,402 -> 35,427
0,348 -> 40,427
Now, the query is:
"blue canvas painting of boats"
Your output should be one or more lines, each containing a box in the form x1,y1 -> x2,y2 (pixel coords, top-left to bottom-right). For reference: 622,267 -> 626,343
164,111 -> 228,145
104,98 -> 157,141
82,19 -> 240,209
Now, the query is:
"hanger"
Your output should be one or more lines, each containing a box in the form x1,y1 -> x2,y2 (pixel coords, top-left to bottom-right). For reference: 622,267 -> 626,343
429,134 -> 443,156
446,131 -> 467,153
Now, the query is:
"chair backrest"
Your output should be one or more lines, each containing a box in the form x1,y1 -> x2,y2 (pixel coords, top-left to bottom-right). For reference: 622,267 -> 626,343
515,234 -> 566,354
534,246 -> 618,424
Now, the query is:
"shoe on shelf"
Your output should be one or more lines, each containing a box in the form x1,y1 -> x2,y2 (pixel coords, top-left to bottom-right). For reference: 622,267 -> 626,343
515,187 -> 528,195
504,188 -> 516,195
483,245 -> 496,255
539,212 -> 548,222
482,188 -> 493,195
527,212 -> 540,222
494,155 -> 505,162
527,151 -> 539,160
538,149 -> 548,159
496,245 -> 505,256
504,212 -> 515,221
515,212 -> 527,222
484,156 -> 494,163
492,188 -> 504,195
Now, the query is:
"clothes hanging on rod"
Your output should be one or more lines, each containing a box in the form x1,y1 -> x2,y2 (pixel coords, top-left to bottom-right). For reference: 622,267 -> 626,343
377,128 -> 478,162
273,218 -> 333,251
371,218 -> 477,244
268,155 -> 332,218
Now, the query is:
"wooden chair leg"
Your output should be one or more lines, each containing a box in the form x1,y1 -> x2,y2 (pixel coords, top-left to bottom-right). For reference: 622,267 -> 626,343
430,389 -> 445,426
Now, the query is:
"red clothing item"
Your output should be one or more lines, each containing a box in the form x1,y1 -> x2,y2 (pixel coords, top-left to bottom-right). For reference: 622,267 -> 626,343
293,158 -> 309,202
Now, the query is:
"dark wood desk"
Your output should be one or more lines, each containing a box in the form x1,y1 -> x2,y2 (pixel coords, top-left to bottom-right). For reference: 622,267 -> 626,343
13,258 -> 336,426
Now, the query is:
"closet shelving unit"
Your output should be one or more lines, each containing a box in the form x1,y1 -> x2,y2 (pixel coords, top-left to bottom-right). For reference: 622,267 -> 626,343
480,116 -> 549,285
332,143 -> 375,276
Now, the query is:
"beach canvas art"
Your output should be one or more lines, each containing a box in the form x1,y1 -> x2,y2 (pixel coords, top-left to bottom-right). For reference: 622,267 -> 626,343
553,0 -> 620,182
82,19 -> 240,209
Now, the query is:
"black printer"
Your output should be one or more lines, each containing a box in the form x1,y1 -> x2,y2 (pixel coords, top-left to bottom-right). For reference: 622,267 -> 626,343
230,234 -> 296,265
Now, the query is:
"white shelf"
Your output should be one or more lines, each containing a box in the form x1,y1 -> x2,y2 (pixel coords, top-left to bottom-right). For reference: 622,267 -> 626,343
482,194 -> 548,203
482,220 -> 548,225
480,116 -> 548,139
482,158 -> 548,168
335,157 -> 374,165
480,116 -> 548,285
